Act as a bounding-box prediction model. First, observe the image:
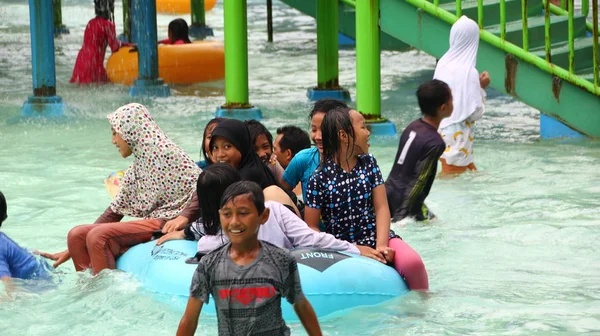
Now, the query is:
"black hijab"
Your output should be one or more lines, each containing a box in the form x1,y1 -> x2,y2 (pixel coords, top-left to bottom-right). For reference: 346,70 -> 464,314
210,119 -> 280,190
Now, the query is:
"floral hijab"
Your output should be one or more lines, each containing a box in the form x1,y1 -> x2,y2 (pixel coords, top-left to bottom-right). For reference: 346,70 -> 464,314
107,103 -> 201,219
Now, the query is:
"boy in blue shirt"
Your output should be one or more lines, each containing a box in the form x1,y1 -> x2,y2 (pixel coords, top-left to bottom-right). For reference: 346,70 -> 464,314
0,191 -> 51,283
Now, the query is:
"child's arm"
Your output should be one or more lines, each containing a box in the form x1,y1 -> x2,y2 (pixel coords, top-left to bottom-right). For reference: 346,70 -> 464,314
0,256 -> 15,295
95,206 -> 124,224
267,154 -> 285,183
165,192 -> 200,233
373,184 -> 394,263
176,297 -> 204,336
294,298 -> 322,336
303,207 -> 322,232
0,276 -> 15,300
106,21 -> 122,53
155,230 -> 185,245
37,250 -> 71,268
162,216 -> 189,233
276,202 -> 358,253
281,153 -> 306,191
284,257 -> 322,335
304,173 -> 323,232
178,260 -> 211,335
373,184 -> 391,247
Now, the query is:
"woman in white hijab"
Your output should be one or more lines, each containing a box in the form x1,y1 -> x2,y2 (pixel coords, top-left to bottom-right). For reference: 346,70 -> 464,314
434,16 -> 490,174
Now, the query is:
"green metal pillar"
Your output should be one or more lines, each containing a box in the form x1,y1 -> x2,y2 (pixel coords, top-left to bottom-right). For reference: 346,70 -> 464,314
355,0 -> 395,135
119,0 -> 132,43
190,0 -> 214,39
356,0 -> 380,117
307,0 -> 350,101
53,0 -> 69,36
318,0 -> 339,89
216,0 -> 261,119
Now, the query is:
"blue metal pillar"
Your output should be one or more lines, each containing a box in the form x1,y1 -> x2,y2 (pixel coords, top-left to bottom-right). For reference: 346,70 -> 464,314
130,0 -> 170,97
22,0 -> 63,117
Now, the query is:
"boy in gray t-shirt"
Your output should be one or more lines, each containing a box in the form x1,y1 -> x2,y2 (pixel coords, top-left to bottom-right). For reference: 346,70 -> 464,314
176,181 -> 322,336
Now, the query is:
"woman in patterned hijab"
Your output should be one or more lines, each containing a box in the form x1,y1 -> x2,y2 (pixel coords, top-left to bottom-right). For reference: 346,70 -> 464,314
39,104 -> 202,274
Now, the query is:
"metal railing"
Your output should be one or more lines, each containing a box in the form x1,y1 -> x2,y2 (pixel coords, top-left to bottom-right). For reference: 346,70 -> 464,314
547,0 -> 599,85
341,0 -> 600,95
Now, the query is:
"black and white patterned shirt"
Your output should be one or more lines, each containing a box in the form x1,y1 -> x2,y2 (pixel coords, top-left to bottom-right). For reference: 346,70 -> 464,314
306,154 -> 397,248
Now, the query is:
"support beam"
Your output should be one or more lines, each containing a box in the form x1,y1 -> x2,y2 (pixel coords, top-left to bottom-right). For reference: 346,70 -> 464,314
130,0 -> 170,97
119,0 -> 132,43
267,0 -> 273,42
216,0 -> 261,120
23,0 -> 63,117
53,0 -> 70,36
190,0 -> 214,39
307,0 -> 350,101
355,0 -> 396,135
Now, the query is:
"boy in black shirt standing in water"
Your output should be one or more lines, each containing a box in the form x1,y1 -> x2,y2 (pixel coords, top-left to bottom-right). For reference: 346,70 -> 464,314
385,80 -> 454,222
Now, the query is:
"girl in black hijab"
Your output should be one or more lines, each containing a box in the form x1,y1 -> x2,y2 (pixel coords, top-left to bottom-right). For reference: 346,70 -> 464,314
210,119 -> 280,188
209,119 -> 301,214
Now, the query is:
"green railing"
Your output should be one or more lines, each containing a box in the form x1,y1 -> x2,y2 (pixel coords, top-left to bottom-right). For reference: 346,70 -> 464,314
413,0 -> 600,93
548,0 -> 599,85
341,0 -> 600,95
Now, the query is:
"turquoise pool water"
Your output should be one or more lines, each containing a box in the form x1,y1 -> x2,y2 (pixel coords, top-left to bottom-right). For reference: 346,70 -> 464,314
1,0 -> 600,335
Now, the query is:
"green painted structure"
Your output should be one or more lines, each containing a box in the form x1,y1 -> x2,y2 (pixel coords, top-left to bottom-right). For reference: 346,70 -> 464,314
356,0 -> 383,120
280,0 -> 600,138
379,0 -> 600,137
52,0 -> 69,36
278,0 -> 410,51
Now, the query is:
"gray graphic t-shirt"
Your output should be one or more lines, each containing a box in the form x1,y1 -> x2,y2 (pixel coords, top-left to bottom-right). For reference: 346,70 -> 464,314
190,241 -> 305,335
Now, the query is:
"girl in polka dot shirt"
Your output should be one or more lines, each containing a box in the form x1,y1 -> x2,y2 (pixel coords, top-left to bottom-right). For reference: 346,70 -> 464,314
304,107 -> 429,291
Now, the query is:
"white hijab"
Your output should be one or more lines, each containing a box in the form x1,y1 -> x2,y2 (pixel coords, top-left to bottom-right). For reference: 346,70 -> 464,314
434,16 -> 484,130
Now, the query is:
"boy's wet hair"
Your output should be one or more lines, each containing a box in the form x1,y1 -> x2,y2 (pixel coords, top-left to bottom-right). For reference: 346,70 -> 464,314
197,164 -> 242,235
320,106 -> 354,169
416,79 -> 452,117
0,191 -> 6,227
168,18 -> 192,44
245,119 -> 273,149
310,98 -> 348,119
202,117 -> 226,163
220,181 -> 266,215
276,126 -> 311,156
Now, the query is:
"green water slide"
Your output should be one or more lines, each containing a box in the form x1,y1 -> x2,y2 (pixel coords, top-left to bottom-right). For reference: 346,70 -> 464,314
278,0 -> 600,137
277,0 -> 410,51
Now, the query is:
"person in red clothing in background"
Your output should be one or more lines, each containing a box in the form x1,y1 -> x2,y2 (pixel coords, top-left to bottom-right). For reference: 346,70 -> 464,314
70,0 -> 130,84
158,19 -> 192,45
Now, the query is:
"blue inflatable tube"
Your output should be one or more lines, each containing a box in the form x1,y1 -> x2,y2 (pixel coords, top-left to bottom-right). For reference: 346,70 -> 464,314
116,240 -> 408,320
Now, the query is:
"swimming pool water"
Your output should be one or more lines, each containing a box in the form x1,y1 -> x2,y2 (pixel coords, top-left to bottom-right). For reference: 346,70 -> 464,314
1,0 -> 600,335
